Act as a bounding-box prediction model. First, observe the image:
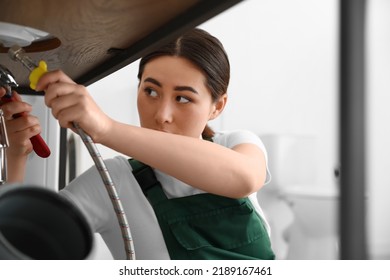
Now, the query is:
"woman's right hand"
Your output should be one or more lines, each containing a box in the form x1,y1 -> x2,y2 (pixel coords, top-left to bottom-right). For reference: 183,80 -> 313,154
0,87 -> 43,183
0,88 -> 42,158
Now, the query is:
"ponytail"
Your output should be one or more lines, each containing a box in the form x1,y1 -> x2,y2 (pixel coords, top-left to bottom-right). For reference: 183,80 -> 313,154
202,125 -> 215,140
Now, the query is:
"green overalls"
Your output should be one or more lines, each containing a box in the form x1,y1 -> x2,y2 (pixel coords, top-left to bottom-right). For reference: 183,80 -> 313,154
129,159 -> 275,260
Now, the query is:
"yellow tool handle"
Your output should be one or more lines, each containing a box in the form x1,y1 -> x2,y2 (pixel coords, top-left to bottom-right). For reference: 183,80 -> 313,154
29,60 -> 48,90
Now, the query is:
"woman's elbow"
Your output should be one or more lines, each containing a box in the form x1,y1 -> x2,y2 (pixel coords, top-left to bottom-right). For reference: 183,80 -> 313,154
232,172 -> 266,199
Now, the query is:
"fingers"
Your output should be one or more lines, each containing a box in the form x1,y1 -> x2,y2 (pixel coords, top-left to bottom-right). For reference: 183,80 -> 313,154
0,98 -> 32,120
44,82 -> 86,108
40,71 -> 88,123
9,90 -> 23,102
41,74 -> 99,130
5,115 -> 41,157
6,115 -> 41,135
44,82 -> 90,128
50,96 -> 83,129
35,69 -> 75,92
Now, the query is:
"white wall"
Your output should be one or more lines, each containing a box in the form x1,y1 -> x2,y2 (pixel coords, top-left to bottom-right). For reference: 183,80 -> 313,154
200,0 -> 339,189
366,0 -> 390,259
79,0 -> 389,259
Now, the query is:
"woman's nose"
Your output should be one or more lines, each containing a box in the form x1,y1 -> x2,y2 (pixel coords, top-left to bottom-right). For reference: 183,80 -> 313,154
155,100 -> 173,124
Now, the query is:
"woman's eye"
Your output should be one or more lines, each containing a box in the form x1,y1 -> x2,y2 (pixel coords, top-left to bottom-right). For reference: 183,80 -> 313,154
145,88 -> 158,97
176,96 -> 191,104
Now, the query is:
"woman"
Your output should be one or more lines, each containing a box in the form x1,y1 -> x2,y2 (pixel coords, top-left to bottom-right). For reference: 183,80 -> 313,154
1,28 -> 274,260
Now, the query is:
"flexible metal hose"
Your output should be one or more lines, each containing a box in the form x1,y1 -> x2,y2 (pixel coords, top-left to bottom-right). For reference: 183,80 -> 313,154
73,123 -> 135,260
7,46 -> 135,260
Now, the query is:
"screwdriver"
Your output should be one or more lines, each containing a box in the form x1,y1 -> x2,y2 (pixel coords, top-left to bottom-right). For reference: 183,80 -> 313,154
0,46 -> 51,158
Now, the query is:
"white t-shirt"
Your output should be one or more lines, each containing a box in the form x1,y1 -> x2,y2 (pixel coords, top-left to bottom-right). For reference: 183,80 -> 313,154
60,130 -> 271,260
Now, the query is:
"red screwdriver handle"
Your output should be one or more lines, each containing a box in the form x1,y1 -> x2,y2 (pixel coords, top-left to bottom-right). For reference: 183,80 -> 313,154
1,95 -> 51,158
30,134 -> 51,158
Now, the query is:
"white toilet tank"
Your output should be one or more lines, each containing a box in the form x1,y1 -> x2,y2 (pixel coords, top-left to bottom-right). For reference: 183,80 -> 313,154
259,134 -> 339,259
261,134 -> 318,189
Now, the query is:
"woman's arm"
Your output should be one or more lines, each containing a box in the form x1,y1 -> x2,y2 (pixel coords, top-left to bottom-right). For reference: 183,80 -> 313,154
102,123 -> 267,198
37,70 -> 267,198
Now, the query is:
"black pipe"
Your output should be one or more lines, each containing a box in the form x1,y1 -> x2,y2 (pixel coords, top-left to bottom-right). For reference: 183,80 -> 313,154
0,186 -> 93,259
339,0 -> 367,259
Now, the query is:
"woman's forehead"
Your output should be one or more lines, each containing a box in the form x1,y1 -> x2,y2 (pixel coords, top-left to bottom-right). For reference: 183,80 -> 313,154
142,56 -> 207,87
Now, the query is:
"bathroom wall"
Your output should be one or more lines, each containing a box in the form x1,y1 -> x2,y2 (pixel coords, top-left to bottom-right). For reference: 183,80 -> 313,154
200,0 -> 339,189
78,0 -> 390,259
366,0 -> 390,259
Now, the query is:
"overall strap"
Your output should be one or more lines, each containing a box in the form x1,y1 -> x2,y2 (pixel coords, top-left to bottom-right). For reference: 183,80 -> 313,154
128,158 -> 167,205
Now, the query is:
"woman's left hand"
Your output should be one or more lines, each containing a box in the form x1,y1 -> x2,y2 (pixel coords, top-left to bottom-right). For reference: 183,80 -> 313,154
36,70 -> 113,143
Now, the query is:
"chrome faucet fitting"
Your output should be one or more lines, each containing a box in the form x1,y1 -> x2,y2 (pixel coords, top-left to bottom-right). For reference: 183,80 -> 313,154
8,45 -> 37,72
0,109 -> 9,184
0,64 -> 19,97
0,65 -> 16,184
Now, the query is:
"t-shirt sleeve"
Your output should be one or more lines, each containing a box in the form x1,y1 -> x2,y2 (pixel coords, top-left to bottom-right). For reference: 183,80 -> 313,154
213,130 -> 272,185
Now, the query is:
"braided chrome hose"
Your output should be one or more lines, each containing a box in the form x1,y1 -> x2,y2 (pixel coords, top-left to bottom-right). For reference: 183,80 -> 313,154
73,122 -> 135,260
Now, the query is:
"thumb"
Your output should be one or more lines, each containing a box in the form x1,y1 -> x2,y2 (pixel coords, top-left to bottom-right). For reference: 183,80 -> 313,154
35,70 -> 75,92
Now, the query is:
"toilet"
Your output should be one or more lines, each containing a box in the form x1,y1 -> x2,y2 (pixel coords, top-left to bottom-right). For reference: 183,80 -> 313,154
258,134 -> 339,259
281,185 -> 339,259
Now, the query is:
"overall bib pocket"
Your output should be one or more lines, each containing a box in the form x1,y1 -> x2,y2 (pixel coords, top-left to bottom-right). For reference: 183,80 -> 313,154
129,159 -> 275,260
162,195 -> 274,259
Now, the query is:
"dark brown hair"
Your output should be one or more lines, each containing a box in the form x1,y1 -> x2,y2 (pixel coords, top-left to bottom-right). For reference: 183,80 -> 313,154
137,28 -> 230,139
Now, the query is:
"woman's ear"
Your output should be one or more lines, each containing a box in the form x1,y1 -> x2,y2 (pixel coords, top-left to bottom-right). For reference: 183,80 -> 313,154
210,93 -> 228,120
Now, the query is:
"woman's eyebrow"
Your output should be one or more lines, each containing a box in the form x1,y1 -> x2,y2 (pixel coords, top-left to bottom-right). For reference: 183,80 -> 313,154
144,77 -> 161,87
174,86 -> 198,94
144,77 -> 198,94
